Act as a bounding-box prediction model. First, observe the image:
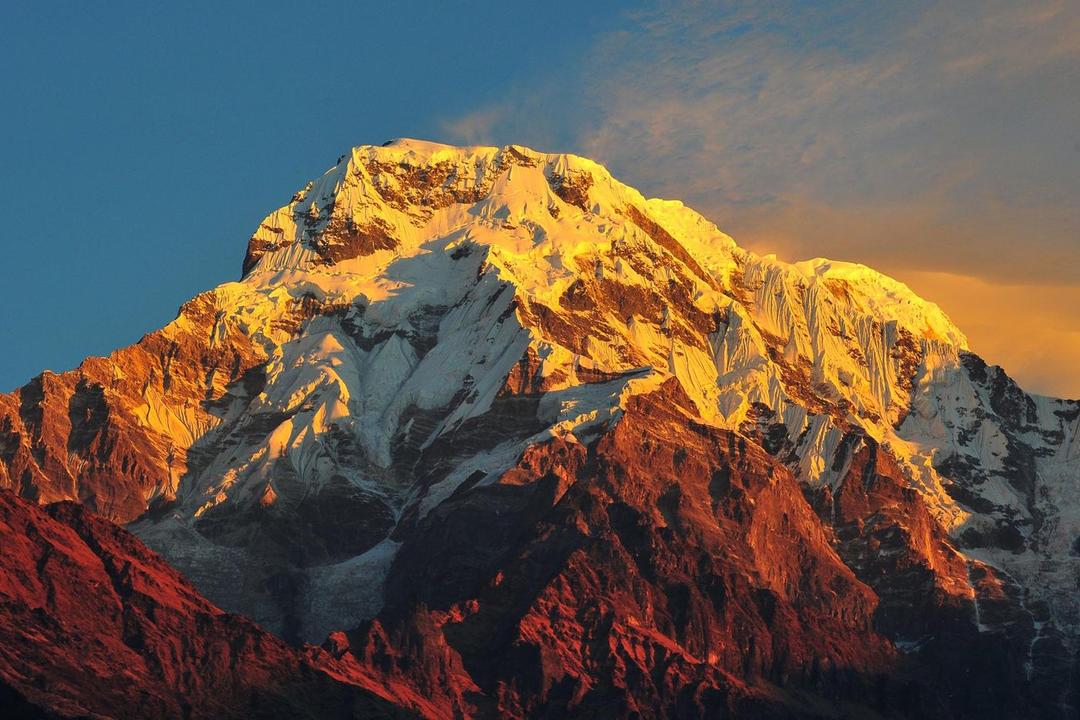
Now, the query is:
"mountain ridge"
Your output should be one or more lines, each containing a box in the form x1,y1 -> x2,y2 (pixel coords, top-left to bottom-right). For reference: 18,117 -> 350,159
1,139 -> 1077,717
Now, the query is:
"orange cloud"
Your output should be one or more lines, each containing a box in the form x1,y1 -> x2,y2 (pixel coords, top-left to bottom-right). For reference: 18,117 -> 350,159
729,204 -> 1080,398
891,271 -> 1080,399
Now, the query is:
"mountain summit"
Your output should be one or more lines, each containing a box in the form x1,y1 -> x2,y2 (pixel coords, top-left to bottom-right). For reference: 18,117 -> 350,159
1,140 -> 1077,718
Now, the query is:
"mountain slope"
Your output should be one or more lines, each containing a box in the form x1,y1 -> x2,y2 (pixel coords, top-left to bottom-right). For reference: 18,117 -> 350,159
1,139 -> 1077,717
0,490 -> 428,719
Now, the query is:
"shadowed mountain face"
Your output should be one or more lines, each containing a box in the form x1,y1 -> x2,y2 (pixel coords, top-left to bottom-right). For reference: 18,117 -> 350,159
0,490 -> 424,719
0,140 -> 1077,718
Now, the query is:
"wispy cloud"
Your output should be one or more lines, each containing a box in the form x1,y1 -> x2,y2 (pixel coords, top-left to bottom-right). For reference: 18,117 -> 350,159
440,108 -> 504,146
439,0 -> 1080,396
569,0 -> 1080,284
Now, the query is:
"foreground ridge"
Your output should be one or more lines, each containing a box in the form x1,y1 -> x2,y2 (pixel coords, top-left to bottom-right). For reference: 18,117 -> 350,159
1,140 -> 1077,718
0,490 -> 423,719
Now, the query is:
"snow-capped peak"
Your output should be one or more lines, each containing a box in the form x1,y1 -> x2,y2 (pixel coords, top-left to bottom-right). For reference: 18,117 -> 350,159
5,140 -> 1075,658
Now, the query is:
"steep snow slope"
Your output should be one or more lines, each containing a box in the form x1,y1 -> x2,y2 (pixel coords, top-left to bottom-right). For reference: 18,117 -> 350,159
1,140 -> 1077,711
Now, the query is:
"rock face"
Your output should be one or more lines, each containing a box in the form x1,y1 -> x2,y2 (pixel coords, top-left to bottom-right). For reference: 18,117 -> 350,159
0,139 -> 1078,718
340,381 -> 899,717
0,490 -> 423,719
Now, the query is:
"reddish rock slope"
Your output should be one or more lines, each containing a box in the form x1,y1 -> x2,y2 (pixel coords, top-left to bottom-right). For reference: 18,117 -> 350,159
0,490 -> 420,720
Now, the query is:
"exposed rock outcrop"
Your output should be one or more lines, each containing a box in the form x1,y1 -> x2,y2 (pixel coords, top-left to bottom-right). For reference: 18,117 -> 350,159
0,490 -> 420,719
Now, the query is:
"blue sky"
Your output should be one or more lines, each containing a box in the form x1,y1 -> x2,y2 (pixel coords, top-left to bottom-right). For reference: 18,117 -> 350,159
0,1 -> 632,390
2,1 -> 1078,396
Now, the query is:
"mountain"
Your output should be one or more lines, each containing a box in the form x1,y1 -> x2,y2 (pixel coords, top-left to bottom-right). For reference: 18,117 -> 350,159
0,489 -> 430,719
1,139 -> 1077,718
